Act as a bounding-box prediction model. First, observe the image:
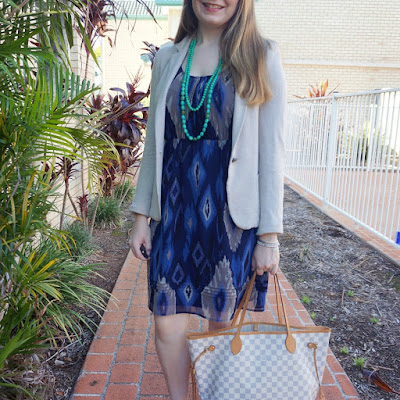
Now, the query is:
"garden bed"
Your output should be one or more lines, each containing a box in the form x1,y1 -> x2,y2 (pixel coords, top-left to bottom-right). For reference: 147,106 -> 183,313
40,202 -> 133,400
280,186 -> 400,400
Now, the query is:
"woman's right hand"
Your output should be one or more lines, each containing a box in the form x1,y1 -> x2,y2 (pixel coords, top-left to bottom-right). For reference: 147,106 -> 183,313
129,213 -> 152,261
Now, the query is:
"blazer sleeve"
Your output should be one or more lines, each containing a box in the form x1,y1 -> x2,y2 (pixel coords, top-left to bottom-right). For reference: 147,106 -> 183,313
129,52 -> 162,216
256,40 -> 287,235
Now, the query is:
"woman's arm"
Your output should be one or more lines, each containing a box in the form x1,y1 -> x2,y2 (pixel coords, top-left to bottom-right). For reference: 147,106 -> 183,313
252,40 -> 287,275
129,52 -> 162,217
256,40 -> 287,236
128,52 -> 163,260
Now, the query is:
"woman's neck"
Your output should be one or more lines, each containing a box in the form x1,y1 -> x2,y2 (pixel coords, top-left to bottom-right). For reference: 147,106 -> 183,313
196,24 -> 223,46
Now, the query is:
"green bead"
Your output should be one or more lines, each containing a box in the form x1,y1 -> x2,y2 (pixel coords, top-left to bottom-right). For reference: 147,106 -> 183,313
180,37 -> 223,141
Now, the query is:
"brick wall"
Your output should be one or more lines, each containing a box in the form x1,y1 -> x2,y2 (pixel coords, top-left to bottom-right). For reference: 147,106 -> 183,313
254,0 -> 400,98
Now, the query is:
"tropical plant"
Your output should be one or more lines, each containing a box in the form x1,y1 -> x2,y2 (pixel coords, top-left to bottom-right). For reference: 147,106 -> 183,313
87,73 -> 149,203
0,0 -> 119,396
294,79 -> 340,99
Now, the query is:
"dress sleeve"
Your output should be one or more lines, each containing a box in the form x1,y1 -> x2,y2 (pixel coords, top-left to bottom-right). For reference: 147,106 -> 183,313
129,52 -> 162,216
256,40 -> 287,235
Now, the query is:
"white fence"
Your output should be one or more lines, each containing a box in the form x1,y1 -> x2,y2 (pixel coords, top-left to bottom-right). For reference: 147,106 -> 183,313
285,88 -> 400,246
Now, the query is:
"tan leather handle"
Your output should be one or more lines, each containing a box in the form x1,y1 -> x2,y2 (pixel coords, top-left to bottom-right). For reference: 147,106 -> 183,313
230,271 -> 296,355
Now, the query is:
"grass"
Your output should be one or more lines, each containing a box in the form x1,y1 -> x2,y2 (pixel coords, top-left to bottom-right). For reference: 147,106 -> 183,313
353,357 -> 366,368
347,290 -> 354,297
302,295 -> 312,305
340,346 -> 350,355
369,317 -> 379,324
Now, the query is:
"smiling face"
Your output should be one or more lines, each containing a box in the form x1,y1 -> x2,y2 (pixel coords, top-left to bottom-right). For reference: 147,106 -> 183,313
191,0 -> 240,31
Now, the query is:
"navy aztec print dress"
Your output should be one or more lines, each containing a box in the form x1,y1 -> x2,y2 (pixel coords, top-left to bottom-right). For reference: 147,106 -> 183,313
148,65 -> 269,322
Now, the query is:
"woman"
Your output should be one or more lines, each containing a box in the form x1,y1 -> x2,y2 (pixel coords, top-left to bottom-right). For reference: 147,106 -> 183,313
129,0 -> 287,398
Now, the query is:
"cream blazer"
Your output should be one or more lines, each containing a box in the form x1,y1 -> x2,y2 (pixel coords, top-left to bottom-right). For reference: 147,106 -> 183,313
130,35 -> 287,235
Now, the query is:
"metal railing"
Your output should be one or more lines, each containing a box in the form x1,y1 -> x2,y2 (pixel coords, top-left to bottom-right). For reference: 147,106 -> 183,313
284,88 -> 400,246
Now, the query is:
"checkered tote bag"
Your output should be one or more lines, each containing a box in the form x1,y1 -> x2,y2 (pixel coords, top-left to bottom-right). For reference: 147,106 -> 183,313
187,272 -> 331,400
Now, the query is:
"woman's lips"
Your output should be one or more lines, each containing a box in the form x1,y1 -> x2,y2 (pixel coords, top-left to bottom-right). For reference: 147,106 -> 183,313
202,2 -> 224,11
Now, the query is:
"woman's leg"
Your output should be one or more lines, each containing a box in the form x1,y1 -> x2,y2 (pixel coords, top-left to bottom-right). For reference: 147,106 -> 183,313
154,313 -> 190,400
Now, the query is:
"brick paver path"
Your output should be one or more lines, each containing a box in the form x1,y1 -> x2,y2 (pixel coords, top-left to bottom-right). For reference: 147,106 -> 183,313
71,251 -> 360,400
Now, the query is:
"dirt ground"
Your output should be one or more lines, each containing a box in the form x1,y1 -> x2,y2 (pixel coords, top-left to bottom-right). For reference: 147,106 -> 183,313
280,186 -> 400,400
40,186 -> 400,400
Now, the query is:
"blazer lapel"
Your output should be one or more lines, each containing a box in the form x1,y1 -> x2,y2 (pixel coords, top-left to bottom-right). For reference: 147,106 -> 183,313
232,93 -> 247,152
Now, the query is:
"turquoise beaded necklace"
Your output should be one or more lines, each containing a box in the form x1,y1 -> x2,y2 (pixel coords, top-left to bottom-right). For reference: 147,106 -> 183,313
180,37 -> 223,141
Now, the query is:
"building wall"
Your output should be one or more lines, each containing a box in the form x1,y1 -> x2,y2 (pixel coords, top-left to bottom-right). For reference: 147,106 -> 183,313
102,17 -> 169,94
254,0 -> 400,99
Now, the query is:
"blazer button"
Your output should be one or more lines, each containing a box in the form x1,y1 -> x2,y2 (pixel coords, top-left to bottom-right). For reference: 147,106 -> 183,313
231,157 -> 238,163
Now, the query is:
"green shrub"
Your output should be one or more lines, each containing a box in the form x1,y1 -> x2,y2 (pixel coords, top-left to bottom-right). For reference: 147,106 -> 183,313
64,221 -> 96,259
112,181 -> 135,204
89,196 -> 123,227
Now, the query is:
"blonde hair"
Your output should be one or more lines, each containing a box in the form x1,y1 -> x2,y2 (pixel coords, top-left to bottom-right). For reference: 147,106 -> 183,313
174,0 -> 273,106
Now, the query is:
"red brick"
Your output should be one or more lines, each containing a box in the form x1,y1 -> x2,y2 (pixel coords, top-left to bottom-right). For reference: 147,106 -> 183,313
73,373 -> 108,394
120,329 -> 147,345
111,290 -> 132,300
120,267 -> 140,277
139,398 -> 171,400
89,338 -> 118,354
322,367 -> 335,385
108,299 -> 130,311
133,288 -> 148,295
125,317 -> 149,330
287,316 -> 304,326
118,273 -> 137,280
110,363 -> 141,383
71,396 -> 101,400
336,374 -> 359,396
131,295 -> 148,305
104,384 -> 138,400
96,323 -> 123,338
187,317 -> 200,331
140,373 -> 169,395
128,305 -> 150,317
114,280 -> 136,290
281,304 -> 298,317
278,280 -> 293,290
116,345 -> 145,363
249,311 -> 272,322
147,337 -> 157,354
285,290 -> 300,300
327,354 -> 346,374
103,311 -> 126,323
320,385 -> 345,400
291,299 -> 306,310
298,310 -> 315,325
144,354 -> 163,373
83,354 -> 114,372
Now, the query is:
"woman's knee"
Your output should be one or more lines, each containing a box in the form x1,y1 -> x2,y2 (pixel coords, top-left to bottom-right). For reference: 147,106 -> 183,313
154,313 -> 190,342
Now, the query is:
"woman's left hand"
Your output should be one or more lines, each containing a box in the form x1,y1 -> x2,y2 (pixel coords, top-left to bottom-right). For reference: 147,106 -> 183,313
251,244 -> 280,276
